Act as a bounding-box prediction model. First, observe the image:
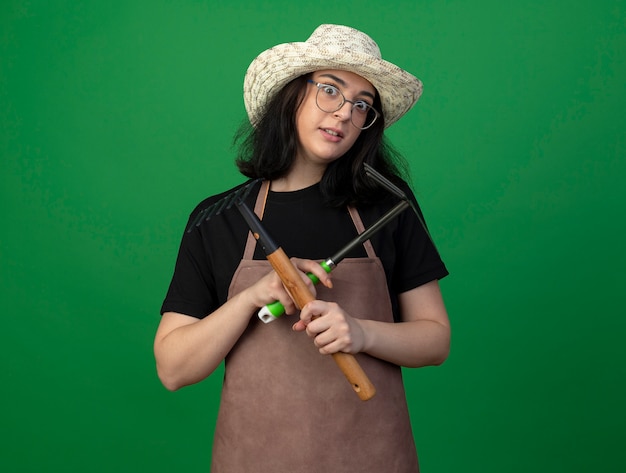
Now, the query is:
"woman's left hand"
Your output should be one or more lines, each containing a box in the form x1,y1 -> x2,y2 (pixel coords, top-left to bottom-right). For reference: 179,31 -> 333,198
293,301 -> 366,355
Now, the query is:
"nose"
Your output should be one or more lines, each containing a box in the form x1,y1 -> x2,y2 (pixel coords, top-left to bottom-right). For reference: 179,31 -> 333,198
333,101 -> 352,121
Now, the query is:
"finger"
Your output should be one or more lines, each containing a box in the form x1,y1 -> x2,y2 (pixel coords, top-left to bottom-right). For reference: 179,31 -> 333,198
263,275 -> 297,314
310,325 -> 348,354
299,300 -> 329,325
312,323 -> 357,355
315,337 -> 351,355
298,271 -> 317,298
279,295 -> 298,315
292,257 -> 333,289
293,300 -> 326,332
292,320 -> 307,332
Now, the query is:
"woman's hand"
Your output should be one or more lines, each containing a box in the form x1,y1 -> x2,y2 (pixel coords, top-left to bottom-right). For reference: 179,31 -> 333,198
292,281 -> 450,367
293,301 -> 366,355
246,257 -> 333,315
155,257 -> 334,391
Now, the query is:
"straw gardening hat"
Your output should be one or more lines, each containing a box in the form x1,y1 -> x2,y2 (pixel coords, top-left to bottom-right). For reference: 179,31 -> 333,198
243,24 -> 423,129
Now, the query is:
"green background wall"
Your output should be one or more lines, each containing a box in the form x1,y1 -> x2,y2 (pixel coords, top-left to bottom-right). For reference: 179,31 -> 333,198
2,1 -> 625,471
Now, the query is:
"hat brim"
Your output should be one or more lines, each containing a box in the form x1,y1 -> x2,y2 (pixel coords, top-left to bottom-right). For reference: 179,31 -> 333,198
244,41 -> 423,128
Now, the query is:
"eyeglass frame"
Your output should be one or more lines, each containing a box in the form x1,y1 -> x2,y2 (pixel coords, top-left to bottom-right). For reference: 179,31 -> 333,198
306,79 -> 380,130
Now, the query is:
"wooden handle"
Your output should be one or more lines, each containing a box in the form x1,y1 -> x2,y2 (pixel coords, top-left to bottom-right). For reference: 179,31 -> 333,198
266,248 -> 376,401
330,352 -> 376,401
266,249 -> 317,310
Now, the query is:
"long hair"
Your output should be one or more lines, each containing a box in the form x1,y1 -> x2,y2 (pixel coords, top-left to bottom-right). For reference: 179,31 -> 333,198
234,74 -> 410,207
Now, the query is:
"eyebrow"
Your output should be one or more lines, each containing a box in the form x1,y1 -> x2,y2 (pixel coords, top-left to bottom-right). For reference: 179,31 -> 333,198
317,73 -> 376,101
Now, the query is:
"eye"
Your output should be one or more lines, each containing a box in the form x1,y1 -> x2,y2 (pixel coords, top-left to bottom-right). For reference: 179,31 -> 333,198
320,84 -> 340,97
353,100 -> 371,113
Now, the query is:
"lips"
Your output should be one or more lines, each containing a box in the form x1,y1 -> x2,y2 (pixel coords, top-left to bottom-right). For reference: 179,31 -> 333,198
321,127 -> 344,139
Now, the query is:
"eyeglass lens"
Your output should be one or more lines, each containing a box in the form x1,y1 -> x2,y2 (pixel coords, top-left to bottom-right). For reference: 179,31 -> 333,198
313,83 -> 378,130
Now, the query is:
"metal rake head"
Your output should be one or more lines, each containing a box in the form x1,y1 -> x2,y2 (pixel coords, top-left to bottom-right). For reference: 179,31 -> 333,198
363,163 -> 408,201
186,179 -> 261,233
363,163 -> 441,256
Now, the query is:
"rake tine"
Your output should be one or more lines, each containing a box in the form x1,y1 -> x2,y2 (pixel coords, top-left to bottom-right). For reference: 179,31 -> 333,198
363,163 -> 407,200
228,178 -> 260,210
188,208 -> 209,232
211,191 -> 237,217
186,179 -> 262,233
363,163 -> 441,256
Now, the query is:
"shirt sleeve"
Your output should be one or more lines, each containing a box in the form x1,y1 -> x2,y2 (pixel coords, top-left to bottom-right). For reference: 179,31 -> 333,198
373,183 -> 449,295
160,210 -> 219,319
394,200 -> 449,293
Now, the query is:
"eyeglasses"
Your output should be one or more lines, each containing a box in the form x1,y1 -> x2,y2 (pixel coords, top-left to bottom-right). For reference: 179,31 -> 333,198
307,80 -> 380,130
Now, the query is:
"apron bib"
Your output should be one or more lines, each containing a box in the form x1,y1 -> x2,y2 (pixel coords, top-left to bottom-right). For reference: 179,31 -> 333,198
211,181 -> 419,472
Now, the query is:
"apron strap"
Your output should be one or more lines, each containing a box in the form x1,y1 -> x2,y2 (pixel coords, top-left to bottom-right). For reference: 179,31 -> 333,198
347,206 -> 377,259
242,180 -> 270,260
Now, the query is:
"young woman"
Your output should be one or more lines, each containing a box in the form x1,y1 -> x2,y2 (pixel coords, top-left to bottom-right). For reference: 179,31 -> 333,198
155,24 -> 450,473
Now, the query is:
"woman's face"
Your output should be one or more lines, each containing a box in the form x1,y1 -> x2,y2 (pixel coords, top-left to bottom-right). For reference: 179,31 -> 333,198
294,69 -> 377,169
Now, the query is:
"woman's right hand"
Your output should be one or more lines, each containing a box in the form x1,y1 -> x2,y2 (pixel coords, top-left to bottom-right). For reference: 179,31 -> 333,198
246,257 -> 333,315
155,257 -> 332,391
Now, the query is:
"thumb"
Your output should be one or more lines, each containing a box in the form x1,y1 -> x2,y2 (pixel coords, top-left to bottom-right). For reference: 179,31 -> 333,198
292,320 -> 307,332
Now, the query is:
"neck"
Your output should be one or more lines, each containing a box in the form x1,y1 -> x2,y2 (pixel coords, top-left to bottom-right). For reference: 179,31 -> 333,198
270,162 -> 326,192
